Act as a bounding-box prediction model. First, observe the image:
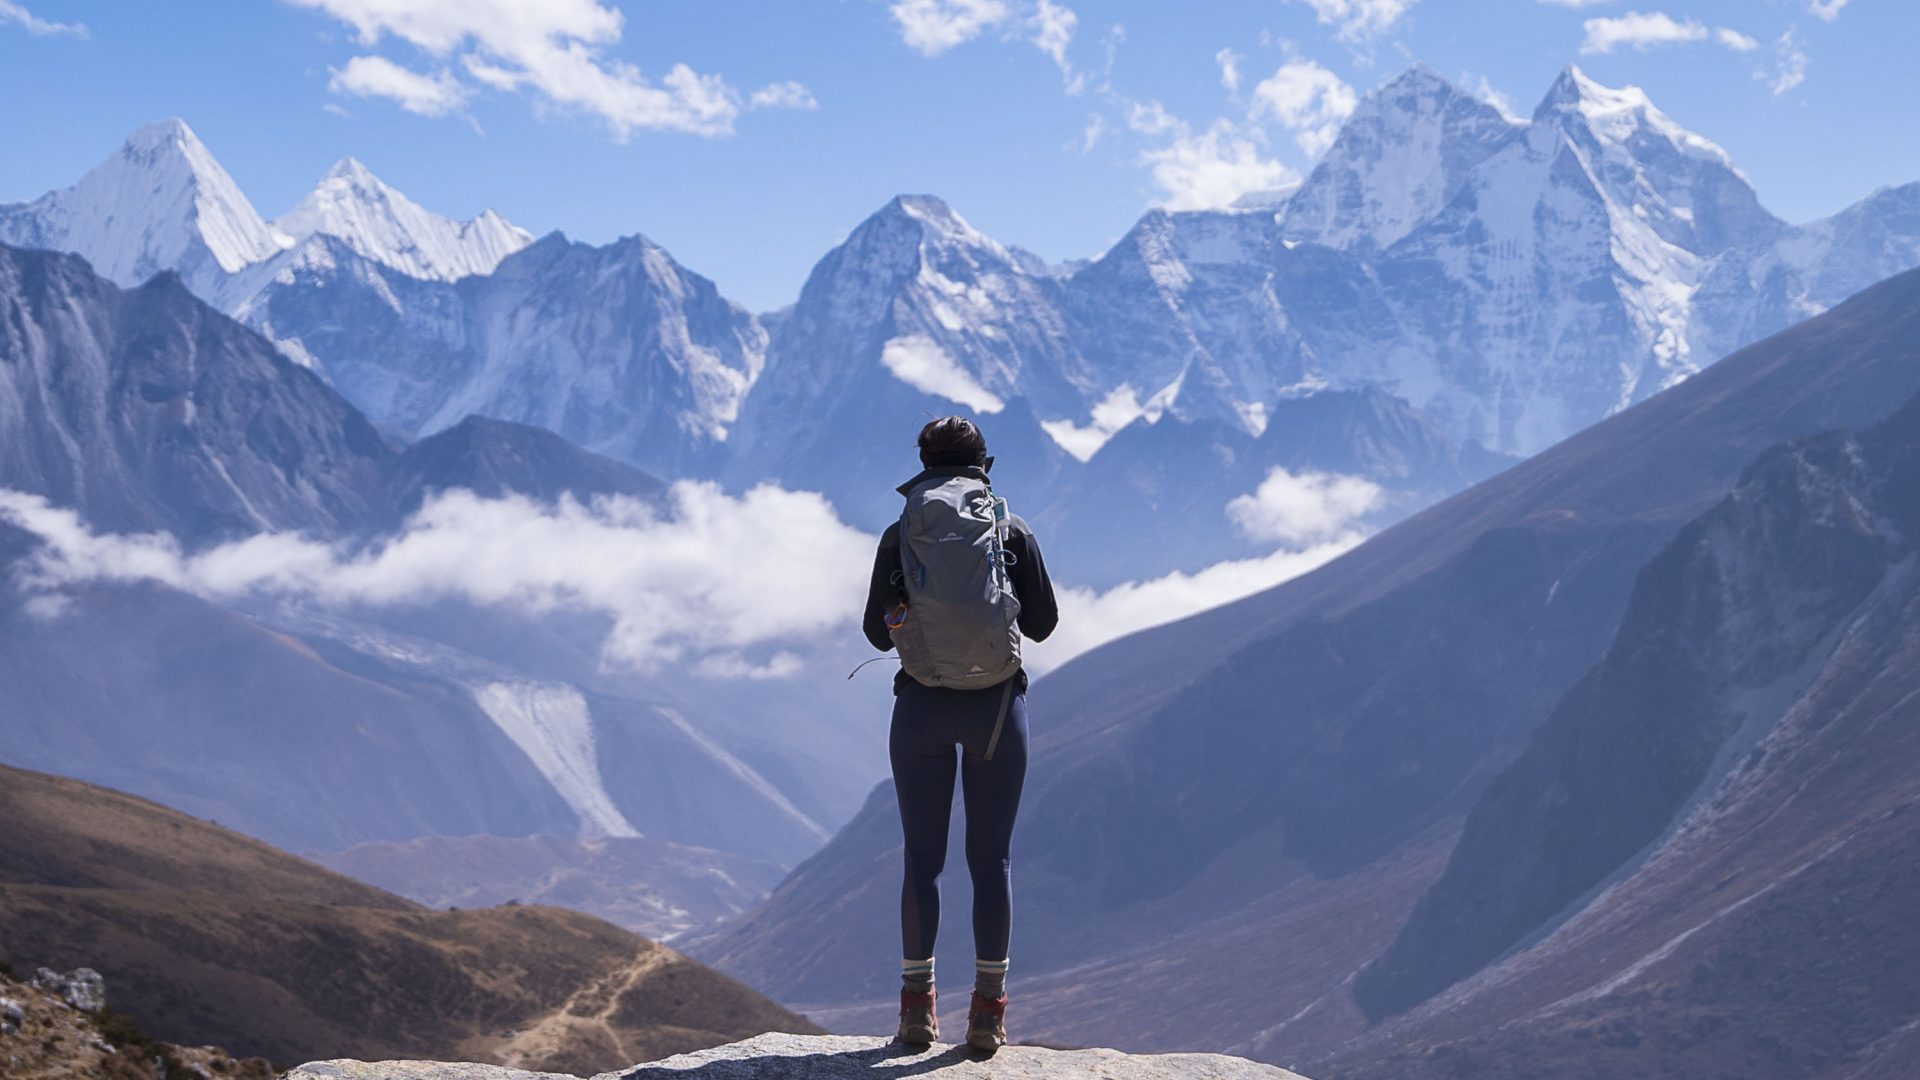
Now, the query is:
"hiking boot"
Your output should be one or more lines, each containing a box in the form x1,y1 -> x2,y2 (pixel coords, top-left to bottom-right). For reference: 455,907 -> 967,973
897,987 -> 938,1045
966,992 -> 1007,1053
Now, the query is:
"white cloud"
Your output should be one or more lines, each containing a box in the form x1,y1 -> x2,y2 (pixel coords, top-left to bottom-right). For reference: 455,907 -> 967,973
880,336 -> 1007,413
1808,0 -> 1849,21
1250,60 -> 1358,158
0,0 -> 84,36
1040,385 -> 1154,461
1714,27 -> 1759,52
1021,464 -> 1386,669
1537,0 -> 1617,7
1580,11 -> 1707,54
890,0 -> 1085,91
0,485 -> 872,675
1126,56 -> 1349,211
1770,28 -> 1809,94
692,652 -> 805,680
1296,0 -> 1420,44
1025,536 -> 1361,673
1074,112 -> 1108,153
1126,100 -> 1181,136
1216,47 -> 1243,92
1465,71 -> 1522,122
749,81 -> 820,111
1030,0 -> 1078,85
0,0 -> 83,35
290,0 -> 754,137
889,0 -> 1011,55
1226,467 -> 1383,545
329,55 -> 470,116
1141,119 -> 1296,212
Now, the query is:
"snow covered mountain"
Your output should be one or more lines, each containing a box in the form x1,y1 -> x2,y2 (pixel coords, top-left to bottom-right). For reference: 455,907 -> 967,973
6,76 -> 1920,567
1280,63 -> 1522,251
237,230 -> 765,477
0,119 -> 291,298
272,157 -> 532,282
727,194 -> 1081,524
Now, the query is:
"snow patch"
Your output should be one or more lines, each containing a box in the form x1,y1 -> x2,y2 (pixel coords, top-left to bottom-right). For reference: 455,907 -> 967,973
471,681 -> 640,840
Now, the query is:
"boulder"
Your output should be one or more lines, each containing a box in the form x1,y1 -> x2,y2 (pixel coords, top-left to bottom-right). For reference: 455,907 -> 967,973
29,967 -> 107,1013
287,1033 -> 1309,1079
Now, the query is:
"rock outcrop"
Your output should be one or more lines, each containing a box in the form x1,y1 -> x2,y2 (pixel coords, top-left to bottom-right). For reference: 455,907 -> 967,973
289,1033 -> 1309,1080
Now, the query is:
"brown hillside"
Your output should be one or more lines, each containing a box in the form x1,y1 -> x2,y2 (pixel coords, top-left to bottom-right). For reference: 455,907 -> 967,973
0,764 -> 819,1075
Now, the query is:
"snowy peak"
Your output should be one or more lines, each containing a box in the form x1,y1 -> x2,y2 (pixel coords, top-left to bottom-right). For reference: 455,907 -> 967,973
1529,65 -> 1783,256
1534,65 -> 1734,169
862,193 -> 1011,262
1281,64 -> 1522,250
272,157 -> 533,282
0,117 -> 289,290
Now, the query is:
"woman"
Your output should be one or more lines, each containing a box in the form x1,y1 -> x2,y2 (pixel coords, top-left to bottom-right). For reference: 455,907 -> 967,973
861,416 -> 1059,1053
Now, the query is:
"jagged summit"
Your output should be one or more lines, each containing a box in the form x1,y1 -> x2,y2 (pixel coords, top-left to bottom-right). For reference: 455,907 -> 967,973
0,116 -> 290,291
861,193 -> 1010,257
1534,64 -> 1736,168
1280,62 -> 1520,249
272,155 -> 532,282
123,116 -> 196,151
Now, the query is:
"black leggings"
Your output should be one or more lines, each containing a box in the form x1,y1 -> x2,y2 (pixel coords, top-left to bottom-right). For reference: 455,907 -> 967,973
890,679 -> 1029,963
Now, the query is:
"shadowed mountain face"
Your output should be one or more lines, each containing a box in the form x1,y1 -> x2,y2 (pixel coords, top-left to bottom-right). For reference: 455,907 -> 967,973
0,243 -> 667,543
0,246 -> 391,541
694,268 -> 1920,1058
1329,388 -> 1920,1079
0,764 -> 820,1075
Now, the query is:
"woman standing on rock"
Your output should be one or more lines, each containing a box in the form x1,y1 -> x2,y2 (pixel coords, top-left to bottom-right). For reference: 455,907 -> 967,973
861,416 -> 1059,1053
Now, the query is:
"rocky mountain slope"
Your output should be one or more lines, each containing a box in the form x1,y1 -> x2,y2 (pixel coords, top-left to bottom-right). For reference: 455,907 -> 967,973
1325,387 -> 1920,1078
1,964 -> 276,1080
0,764 -> 819,1075
0,243 -> 390,540
694,265 -> 1920,1061
288,1033 -> 1308,1080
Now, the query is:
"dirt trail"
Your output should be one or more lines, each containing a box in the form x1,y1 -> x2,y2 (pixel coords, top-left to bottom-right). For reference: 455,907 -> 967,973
492,945 -> 673,1068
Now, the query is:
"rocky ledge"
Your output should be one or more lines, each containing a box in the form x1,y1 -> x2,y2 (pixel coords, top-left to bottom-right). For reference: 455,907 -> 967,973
287,1032 -> 1309,1079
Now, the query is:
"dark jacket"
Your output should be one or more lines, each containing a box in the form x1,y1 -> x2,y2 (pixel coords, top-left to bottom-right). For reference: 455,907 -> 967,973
863,465 -> 1059,692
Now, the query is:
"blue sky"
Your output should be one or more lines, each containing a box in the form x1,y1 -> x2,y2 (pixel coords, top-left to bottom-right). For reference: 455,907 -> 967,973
1,0 -> 1913,311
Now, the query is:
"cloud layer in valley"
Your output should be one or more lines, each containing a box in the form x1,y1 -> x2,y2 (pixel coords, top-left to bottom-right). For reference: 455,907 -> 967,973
3,463 -> 1385,682
0,484 -> 872,675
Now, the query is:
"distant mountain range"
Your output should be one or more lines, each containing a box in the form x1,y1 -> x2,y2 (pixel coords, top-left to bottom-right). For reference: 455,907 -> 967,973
9,66 -> 1916,583
693,265 -> 1920,1078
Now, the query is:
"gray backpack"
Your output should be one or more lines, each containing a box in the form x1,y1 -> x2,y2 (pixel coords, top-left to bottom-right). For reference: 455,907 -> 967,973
888,473 -> 1023,692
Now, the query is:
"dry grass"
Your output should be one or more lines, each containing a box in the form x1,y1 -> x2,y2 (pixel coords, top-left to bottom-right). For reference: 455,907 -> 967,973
0,765 -> 820,1075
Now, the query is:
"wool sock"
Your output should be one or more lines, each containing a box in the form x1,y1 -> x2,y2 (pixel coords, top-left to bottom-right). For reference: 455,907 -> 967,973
902,957 -> 934,995
975,957 -> 1008,1000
